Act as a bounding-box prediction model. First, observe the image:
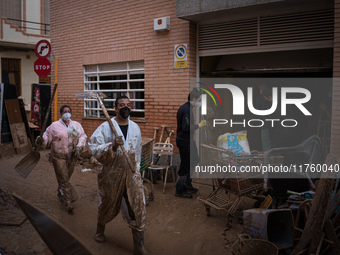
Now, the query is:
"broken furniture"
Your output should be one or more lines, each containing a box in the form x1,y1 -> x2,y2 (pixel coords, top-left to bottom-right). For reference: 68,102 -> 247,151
290,154 -> 340,255
243,208 -> 294,250
141,138 -> 155,204
263,135 -> 323,208
286,198 -> 313,243
198,144 -> 271,227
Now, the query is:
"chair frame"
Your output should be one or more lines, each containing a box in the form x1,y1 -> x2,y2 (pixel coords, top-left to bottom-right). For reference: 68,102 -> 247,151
148,143 -> 175,193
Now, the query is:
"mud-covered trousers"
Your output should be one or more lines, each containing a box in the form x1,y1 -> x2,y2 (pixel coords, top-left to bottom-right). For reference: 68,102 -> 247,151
51,154 -> 78,205
97,155 -> 146,232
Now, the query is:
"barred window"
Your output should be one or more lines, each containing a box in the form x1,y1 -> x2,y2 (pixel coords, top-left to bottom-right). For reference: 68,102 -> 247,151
83,61 -> 145,119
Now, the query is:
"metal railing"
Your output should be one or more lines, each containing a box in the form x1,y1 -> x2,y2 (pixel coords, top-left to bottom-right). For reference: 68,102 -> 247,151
6,18 -> 50,35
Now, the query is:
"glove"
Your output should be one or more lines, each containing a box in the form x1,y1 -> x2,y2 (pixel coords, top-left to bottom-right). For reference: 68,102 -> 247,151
73,146 -> 82,158
198,120 -> 206,128
35,136 -> 44,146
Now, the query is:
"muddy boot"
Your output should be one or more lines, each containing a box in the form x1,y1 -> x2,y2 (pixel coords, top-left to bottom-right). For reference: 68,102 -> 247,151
185,176 -> 198,194
186,184 -> 198,194
174,176 -> 193,199
66,201 -> 74,214
95,222 -> 106,243
57,188 -> 64,203
174,189 -> 192,198
132,229 -> 148,255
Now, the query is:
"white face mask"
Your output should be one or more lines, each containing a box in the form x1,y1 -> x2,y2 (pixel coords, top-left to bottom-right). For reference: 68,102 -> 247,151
194,102 -> 202,108
62,112 -> 71,121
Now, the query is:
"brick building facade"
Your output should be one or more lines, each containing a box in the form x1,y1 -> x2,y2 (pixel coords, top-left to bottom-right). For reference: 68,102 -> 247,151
50,0 -> 338,156
50,0 -> 196,142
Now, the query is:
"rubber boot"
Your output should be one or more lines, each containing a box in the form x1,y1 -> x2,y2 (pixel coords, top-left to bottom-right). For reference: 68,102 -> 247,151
186,184 -> 198,194
66,201 -> 74,214
174,176 -> 192,199
95,222 -> 106,243
132,229 -> 148,255
185,176 -> 198,194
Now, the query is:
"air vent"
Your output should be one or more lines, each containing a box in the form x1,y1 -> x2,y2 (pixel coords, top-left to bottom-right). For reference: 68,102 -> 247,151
198,9 -> 334,52
260,9 -> 334,45
198,18 -> 258,51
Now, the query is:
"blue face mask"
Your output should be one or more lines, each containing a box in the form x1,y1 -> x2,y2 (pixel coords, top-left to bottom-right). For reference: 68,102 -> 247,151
194,102 -> 202,108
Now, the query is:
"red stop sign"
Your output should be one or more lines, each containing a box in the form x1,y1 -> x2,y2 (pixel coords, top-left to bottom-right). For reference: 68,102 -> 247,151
34,58 -> 51,77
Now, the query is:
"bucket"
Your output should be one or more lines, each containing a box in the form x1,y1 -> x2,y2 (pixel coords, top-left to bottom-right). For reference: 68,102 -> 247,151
243,208 -> 294,249
232,237 -> 278,255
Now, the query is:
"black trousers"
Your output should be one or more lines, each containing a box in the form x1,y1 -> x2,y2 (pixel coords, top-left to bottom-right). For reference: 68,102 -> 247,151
176,138 -> 199,177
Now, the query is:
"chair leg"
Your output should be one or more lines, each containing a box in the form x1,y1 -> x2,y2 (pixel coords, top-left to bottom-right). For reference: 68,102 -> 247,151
149,169 -> 153,183
163,168 -> 168,194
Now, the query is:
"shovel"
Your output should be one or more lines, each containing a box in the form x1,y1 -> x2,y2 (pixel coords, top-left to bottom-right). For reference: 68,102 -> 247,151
15,83 -> 59,178
12,194 -> 93,255
76,91 -> 135,173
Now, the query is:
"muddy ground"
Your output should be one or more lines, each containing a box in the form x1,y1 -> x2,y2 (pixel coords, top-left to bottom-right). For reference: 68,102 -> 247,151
0,150 -> 259,255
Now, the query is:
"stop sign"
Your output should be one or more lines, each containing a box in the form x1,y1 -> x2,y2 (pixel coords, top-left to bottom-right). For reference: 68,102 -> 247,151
34,58 -> 51,77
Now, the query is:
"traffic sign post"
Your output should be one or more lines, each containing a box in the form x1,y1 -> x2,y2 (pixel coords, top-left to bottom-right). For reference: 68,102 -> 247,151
35,40 -> 51,58
34,40 -> 58,120
34,58 -> 51,77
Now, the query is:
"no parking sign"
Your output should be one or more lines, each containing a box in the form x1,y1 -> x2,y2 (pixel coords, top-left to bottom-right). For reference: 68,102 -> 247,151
174,44 -> 187,69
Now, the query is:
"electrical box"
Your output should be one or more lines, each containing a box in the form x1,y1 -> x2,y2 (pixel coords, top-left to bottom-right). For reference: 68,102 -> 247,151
154,17 -> 170,31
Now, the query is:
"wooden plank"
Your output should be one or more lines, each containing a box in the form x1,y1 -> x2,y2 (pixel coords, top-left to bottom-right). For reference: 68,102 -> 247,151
5,99 -> 22,124
9,123 -> 28,149
18,98 -> 33,147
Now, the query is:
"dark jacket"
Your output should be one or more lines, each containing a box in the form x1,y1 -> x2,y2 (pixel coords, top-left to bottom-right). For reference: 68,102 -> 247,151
176,101 -> 199,143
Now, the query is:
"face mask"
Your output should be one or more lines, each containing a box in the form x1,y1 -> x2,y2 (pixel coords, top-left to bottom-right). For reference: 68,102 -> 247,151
119,107 -> 131,119
62,112 -> 71,121
194,102 -> 202,108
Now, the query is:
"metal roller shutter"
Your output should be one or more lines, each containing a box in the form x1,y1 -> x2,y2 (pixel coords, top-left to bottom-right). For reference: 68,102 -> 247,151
198,9 -> 334,56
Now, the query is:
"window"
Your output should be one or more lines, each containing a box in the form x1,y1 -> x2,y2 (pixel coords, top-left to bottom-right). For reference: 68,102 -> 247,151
83,61 -> 145,119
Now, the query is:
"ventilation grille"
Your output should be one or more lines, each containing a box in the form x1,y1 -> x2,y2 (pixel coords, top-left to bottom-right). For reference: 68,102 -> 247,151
198,18 -> 258,50
198,9 -> 334,51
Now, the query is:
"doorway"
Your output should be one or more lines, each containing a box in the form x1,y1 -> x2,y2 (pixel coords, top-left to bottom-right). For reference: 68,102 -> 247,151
1,58 -> 21,97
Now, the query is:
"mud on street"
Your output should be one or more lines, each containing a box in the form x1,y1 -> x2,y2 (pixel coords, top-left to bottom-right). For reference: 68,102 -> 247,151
0,150 -> 254,255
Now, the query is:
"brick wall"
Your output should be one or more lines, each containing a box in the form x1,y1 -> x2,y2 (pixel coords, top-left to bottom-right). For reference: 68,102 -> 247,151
50,0 -> 195,147
332,0 -> 340,156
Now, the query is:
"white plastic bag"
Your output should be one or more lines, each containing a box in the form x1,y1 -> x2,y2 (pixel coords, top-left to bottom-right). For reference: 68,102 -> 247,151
217,130 -> 250,155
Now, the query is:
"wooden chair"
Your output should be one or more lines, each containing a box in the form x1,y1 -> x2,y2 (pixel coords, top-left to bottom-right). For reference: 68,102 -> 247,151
287,199 -> 312,241
148,143 -> 175,193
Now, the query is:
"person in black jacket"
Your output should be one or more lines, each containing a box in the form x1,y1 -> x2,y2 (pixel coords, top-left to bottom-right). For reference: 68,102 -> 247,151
175,88 -> 206,198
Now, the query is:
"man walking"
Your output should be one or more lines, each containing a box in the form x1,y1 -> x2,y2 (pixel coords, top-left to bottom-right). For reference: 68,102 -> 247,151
175,88 -> 206,198
88,95 -> 147,255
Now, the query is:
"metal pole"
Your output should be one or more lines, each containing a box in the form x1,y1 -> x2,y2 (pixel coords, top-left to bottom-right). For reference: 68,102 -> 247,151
54,57 -> 58,121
